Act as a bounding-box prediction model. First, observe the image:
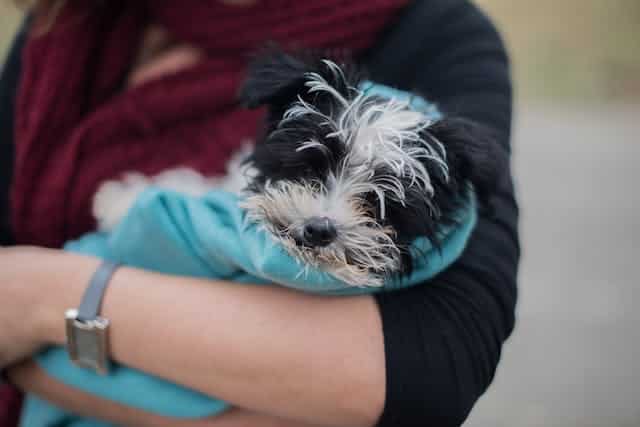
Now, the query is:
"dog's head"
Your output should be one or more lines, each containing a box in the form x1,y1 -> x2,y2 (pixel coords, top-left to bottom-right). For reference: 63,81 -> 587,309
238,48 -> 507,286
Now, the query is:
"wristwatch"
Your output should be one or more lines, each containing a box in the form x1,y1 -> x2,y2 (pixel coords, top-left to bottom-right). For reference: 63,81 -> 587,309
65,261 -> 121,375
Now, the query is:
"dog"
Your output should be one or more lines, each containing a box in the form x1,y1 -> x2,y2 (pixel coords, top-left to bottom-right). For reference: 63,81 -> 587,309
94,48 -> 507,287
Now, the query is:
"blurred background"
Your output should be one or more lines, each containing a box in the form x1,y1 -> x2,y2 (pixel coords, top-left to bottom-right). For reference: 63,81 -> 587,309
2,1 -> 639,426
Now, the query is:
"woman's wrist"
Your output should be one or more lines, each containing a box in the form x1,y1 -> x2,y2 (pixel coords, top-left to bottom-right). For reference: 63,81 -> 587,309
0,247 -> 99,367
32,249 -> 102,347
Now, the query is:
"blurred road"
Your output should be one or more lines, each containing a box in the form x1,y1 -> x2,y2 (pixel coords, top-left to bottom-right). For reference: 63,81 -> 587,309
465,106 -> 640,427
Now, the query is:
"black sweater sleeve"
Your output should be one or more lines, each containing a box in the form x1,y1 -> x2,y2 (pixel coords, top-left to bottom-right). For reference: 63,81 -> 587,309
365,1 -> 519,426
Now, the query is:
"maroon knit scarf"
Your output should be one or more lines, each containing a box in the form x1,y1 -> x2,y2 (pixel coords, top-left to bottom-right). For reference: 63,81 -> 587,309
11,0 -> 409,248
4,0 -> 408,424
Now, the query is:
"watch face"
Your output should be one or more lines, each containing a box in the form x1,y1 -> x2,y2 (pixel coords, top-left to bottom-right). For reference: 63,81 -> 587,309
65,309 -> 111,375
75,326 -> 102,363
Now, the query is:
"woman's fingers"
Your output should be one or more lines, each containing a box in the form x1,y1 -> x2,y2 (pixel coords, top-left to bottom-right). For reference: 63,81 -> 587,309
127,25 -> 205,88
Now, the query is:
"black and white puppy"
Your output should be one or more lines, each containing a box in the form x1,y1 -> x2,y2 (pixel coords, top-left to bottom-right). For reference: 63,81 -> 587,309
94,48 -> 507,287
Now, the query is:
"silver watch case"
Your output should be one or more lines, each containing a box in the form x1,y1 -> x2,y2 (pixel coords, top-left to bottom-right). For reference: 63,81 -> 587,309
65,309 -> 110,375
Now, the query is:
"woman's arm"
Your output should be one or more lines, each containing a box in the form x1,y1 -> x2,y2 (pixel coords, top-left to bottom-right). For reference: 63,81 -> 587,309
9,360 -> 317,427
10,360 -> 210,427
1,247 -> 385,427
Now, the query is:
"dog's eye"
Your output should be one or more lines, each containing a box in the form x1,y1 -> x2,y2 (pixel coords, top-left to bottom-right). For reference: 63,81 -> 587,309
359,193 -> 383,219
282,153 -> 331,181
352,192 -> 378,219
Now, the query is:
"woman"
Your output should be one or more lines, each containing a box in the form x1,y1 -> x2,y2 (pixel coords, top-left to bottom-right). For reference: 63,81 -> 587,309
0,0 -> 519,426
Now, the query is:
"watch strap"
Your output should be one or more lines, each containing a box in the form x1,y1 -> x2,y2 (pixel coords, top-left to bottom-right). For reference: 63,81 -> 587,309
77,261 -> 121,322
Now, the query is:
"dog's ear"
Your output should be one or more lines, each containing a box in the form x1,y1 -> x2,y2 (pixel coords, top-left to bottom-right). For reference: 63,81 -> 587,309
426,117 -> 508,201
239,46 -> 315,109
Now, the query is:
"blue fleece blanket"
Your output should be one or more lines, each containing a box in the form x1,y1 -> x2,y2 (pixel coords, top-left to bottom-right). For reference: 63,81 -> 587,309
22,85 -> 476,426
24,188 -> 476,425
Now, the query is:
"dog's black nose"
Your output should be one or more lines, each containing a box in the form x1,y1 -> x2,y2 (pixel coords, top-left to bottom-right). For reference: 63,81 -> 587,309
302,217 -> 337,247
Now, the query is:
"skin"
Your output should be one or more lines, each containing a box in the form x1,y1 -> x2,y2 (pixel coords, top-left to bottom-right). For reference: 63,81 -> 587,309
3,247 -> 384,427
3,5 -> 385,425
9,360 -> 320,427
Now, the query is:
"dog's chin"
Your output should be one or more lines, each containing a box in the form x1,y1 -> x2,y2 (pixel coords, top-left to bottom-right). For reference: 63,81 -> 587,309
324,261 -> 387,288
275,237 -> 390,288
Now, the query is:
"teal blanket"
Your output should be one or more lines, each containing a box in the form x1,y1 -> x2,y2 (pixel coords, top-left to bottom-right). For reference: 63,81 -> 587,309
22,84 -> 476,426
23,188 -> 476,426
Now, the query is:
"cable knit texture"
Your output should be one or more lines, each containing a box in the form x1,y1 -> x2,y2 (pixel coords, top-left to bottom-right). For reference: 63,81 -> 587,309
12,0 -> 409,247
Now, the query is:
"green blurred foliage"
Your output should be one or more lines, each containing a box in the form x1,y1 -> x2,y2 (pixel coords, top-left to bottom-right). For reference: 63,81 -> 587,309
2,1 -> 639,104
0,3 -> 22,58
477,0 -> 640,103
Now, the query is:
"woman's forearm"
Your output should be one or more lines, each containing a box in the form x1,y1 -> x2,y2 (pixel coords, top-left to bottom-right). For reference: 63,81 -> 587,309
36,250 -> 385,427
9,360 -> 208,427
9,360 -> 319,427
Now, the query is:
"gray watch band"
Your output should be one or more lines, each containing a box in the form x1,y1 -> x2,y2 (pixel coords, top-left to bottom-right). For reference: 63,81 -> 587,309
77,261 -> 121,322
65,260 -> 121,374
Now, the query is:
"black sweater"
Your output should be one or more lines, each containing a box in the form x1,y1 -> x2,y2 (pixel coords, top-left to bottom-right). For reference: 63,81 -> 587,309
0,1 -> 519,426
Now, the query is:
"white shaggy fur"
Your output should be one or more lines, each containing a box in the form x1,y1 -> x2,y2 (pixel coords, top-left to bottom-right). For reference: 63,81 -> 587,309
93,145 -> 253,232
285,64 -> 449,219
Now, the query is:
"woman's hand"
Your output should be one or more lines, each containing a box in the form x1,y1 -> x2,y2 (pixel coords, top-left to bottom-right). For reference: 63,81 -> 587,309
0,247 -> 97,368
127,25 -> 204,88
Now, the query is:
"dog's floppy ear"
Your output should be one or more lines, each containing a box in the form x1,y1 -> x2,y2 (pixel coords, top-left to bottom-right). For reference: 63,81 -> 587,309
427,117 -> 508,201
239,46 -> 314,109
